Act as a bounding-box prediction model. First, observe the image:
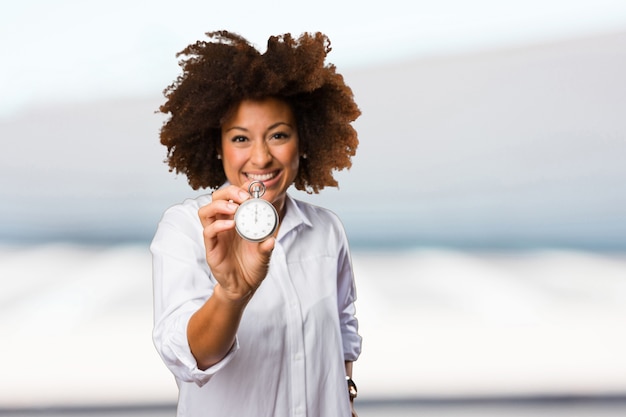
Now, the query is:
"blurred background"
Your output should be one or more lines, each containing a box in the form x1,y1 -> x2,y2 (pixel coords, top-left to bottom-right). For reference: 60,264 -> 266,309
1,0 -> 626,416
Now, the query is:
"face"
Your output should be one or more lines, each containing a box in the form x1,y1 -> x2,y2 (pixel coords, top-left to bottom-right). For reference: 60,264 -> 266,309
220,97 -> 300,215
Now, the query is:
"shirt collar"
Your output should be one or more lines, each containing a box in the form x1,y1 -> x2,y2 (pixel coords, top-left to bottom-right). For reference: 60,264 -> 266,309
277,193 -> 313,240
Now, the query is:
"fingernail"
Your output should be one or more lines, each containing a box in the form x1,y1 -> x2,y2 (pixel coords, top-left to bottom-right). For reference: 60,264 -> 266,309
239,190 -> 249,200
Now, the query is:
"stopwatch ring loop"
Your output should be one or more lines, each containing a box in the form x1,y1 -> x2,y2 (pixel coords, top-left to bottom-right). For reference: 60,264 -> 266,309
248,181 -> 266,198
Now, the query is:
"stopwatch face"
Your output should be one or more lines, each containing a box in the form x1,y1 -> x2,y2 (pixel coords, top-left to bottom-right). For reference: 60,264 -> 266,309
234,198 -> 279,242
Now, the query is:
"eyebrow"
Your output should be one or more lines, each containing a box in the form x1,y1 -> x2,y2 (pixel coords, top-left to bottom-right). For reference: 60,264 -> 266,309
224,122 -> 293,133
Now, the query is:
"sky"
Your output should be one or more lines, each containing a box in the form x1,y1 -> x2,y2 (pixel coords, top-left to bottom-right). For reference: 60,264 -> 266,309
2,0 -> 626,117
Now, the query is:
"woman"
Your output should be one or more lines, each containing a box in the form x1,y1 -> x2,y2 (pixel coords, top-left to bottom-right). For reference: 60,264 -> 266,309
151,31 -> 362,417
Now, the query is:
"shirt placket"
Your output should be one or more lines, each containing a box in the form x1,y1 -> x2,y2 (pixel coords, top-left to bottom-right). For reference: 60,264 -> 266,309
272,243 -> 307,417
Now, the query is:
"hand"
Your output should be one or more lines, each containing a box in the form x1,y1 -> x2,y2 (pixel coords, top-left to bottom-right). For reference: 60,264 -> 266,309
198,184 -> 276,301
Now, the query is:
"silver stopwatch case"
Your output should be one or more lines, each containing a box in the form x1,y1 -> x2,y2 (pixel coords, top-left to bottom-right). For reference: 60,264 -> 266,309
234,181 -> 279,242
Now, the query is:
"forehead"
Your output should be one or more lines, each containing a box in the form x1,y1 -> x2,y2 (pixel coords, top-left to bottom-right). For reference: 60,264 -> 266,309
223,97 -> 295,127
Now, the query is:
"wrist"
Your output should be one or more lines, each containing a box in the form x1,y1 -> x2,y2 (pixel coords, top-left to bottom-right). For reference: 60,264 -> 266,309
346,376 -> 357,400
213,283 -> 253,305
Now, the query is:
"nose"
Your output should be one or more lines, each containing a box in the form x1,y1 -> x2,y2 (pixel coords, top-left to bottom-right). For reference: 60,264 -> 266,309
250,139 -> 272,167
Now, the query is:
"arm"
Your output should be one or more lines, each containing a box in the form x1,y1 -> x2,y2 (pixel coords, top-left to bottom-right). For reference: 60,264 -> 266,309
345,361 -> 358,417
345,360 -> 353,379
335,221 -> 361,417
189,184 -> 275,369
187,284 -> 251,369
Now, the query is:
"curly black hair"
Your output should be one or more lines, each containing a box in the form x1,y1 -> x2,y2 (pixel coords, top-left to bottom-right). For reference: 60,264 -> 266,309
159,31 -> 360,193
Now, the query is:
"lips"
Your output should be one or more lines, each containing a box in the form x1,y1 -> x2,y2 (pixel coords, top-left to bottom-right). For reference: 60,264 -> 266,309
245,170 -> 279,182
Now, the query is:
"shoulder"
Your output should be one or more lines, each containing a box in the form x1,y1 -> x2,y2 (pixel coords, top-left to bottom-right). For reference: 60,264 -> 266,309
290,196 -> 343,225
154,193 -> 213,241
161,194 -> 212,221
287,195 -> 349,243
151,193 -> 215,254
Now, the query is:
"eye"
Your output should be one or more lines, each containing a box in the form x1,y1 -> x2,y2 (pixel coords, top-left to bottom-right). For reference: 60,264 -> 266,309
269,132 -> 290,141
230,135 -> 248,143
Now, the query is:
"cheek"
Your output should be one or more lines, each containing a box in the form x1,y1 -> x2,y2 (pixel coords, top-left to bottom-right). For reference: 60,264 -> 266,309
286,140 -> 300,168
284,147 -> 300,172
221,149 -> 246,179
222,146 -> 243,166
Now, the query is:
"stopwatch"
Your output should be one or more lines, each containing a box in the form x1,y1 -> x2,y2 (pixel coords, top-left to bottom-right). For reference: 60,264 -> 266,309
234,181 -> 279,242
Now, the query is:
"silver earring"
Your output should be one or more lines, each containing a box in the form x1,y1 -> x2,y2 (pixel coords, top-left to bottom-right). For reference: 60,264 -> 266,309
217,154 -> 222,160
301,153 -> 307,159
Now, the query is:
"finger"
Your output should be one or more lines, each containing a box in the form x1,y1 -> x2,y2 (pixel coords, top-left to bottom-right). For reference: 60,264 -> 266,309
258,236 -> 276,256
211,185 -> 251,204
198,199 -> 239,227
203,219 -> 236,251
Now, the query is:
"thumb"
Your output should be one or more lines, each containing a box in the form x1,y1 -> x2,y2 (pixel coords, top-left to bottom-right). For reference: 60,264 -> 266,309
259,237 -> 276,257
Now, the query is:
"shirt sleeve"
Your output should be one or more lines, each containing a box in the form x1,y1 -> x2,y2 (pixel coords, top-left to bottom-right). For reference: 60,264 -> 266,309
336,223 -> 362,362
150,201 -> 239,387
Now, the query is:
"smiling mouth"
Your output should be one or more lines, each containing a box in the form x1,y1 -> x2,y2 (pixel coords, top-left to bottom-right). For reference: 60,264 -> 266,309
245,171 -> 279,182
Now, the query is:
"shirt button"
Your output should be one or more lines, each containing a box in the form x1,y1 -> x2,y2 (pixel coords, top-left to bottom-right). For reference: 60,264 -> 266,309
294,353 -> 303,361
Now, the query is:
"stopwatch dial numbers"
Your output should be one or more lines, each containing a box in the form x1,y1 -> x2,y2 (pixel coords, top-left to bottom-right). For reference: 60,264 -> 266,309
235,200 -> 277,241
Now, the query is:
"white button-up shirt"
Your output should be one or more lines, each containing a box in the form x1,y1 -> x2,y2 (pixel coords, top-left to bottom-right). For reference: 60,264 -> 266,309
151,193 -> 362,417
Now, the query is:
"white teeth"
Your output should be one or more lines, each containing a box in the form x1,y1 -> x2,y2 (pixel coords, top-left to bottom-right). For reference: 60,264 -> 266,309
246,172 -> 276,181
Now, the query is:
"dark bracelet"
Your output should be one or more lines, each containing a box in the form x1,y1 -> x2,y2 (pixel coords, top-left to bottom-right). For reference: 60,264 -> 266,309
346,376 -> 357,400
